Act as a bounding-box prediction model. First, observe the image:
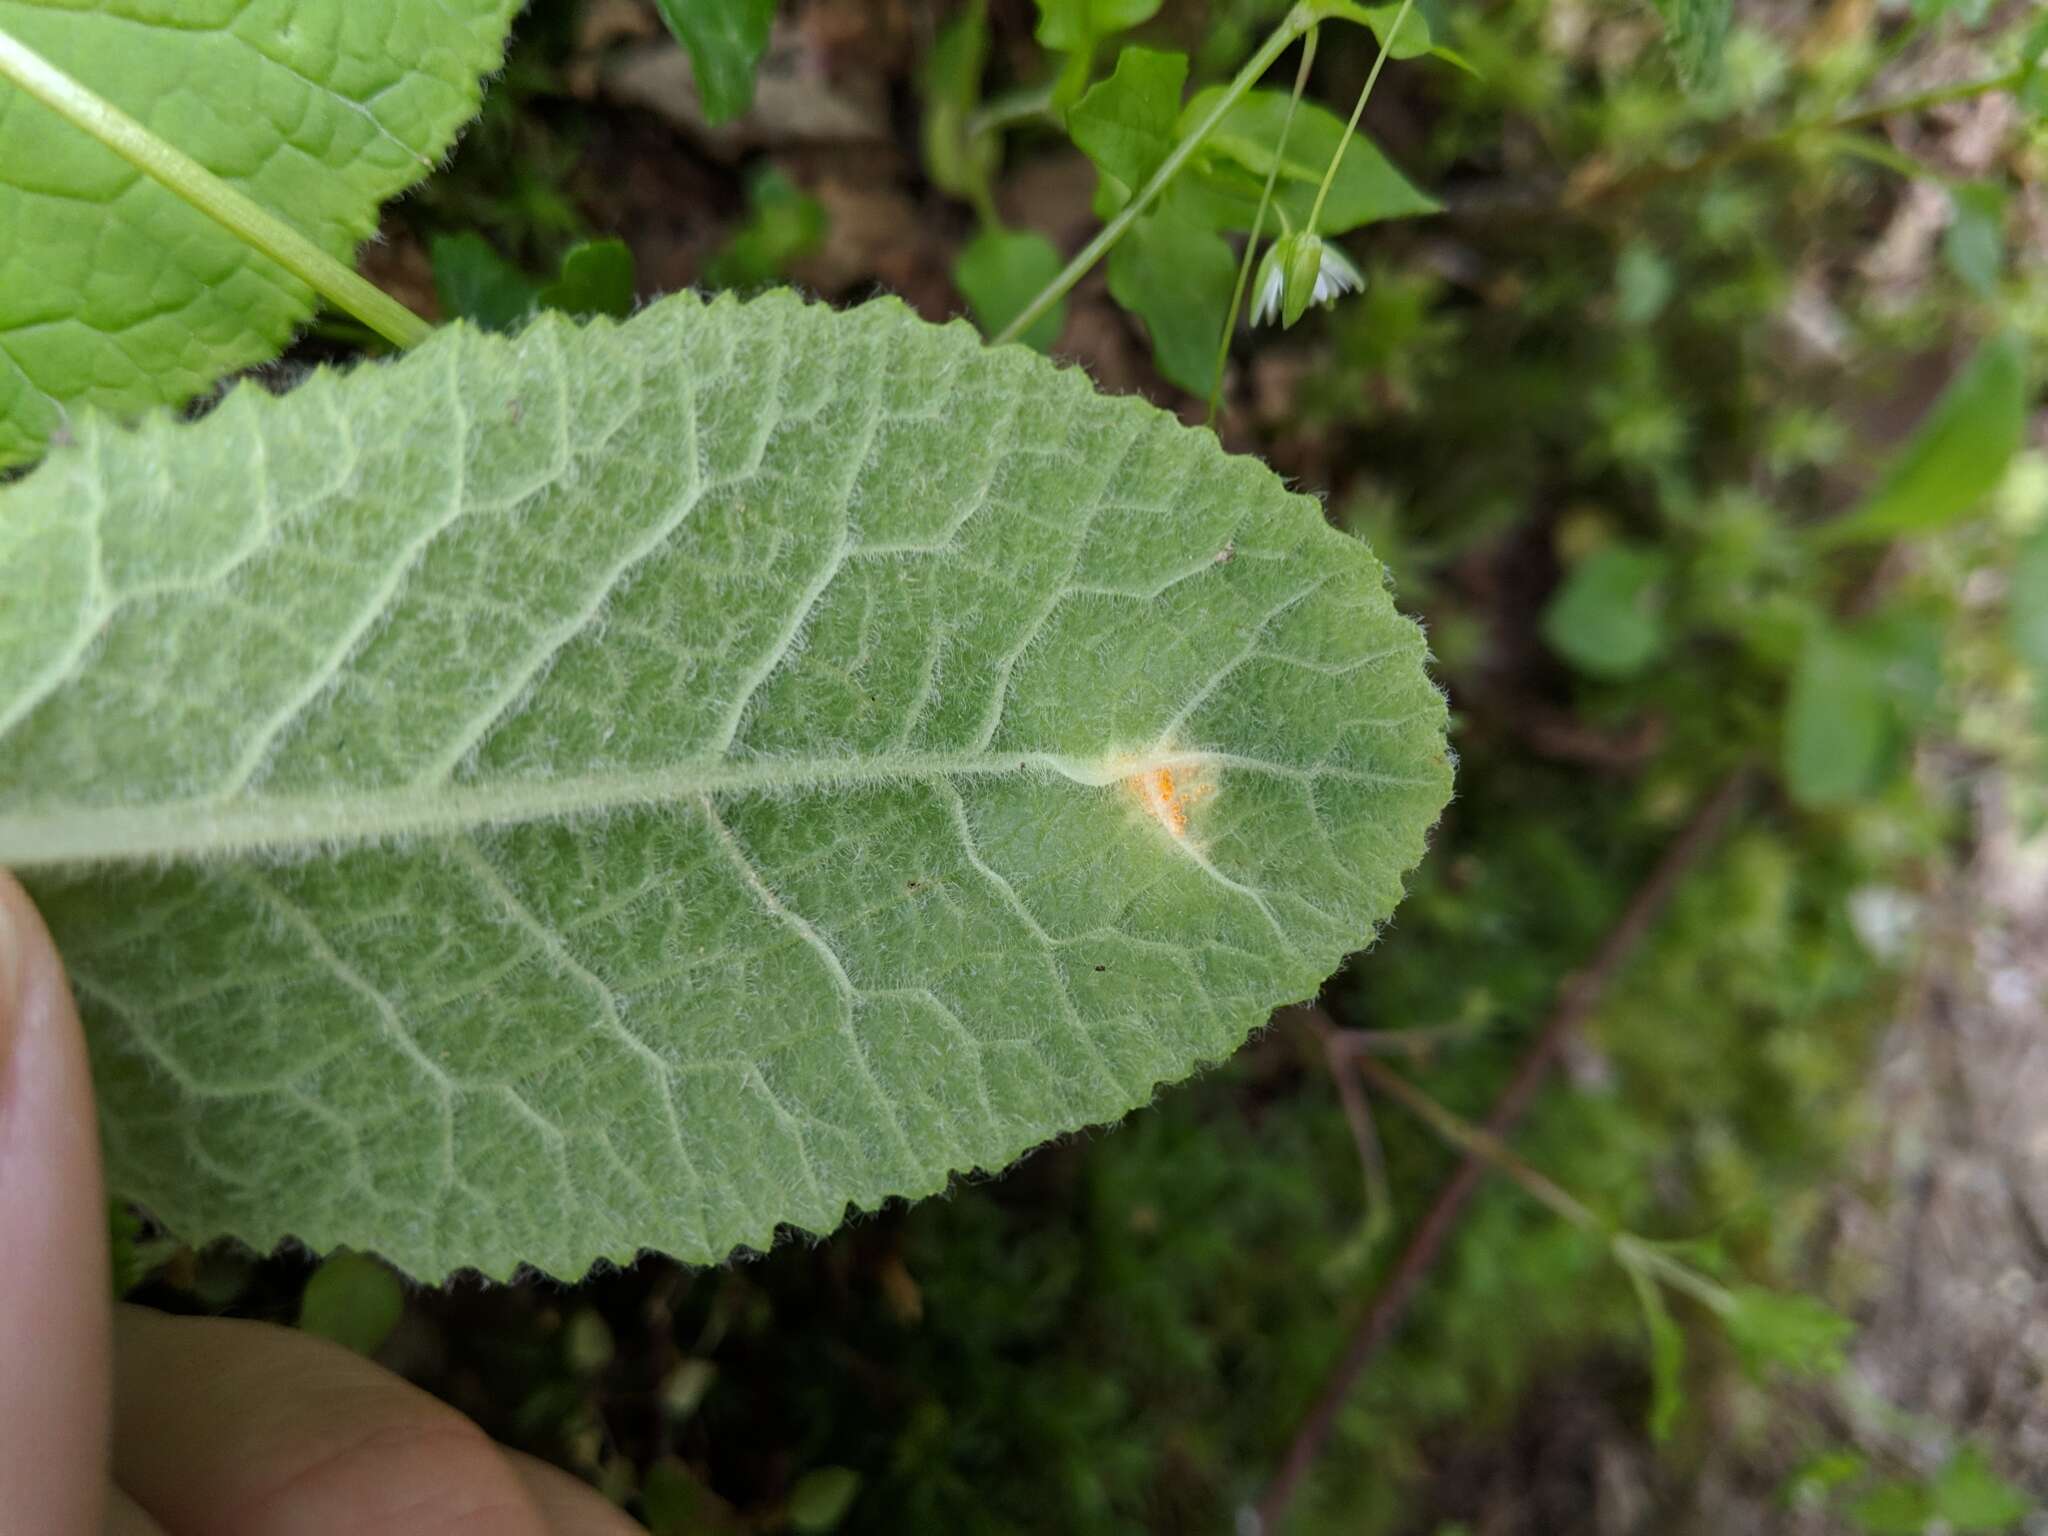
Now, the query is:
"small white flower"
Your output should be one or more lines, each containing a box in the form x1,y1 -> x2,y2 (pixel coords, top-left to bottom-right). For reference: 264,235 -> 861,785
1251,232 -> 1365,329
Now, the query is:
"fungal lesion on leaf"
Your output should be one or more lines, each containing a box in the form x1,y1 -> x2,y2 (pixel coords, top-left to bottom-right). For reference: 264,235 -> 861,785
1125,760 -> 1216,841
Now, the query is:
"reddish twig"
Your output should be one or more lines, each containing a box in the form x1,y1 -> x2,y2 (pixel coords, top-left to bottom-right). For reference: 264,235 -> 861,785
1252,765 -> 1755,1532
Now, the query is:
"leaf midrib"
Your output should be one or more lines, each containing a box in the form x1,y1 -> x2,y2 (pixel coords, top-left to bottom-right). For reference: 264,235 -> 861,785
0,746 -> 1422,868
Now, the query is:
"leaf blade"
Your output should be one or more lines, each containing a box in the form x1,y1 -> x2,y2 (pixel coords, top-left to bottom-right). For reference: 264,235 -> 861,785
0,292 -> 1451,1281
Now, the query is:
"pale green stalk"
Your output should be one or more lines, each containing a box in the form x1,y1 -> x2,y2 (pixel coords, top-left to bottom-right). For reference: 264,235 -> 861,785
1303,0 -> 1413,236
1207,26 -> 1319,423
993,2 -> 1321,347
0,24 -> 432,350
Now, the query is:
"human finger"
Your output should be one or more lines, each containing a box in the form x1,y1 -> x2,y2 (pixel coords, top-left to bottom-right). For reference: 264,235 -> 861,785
504,1448 -> 646,1535
110,1305 -> 554,1536
0,871 -> 112,1536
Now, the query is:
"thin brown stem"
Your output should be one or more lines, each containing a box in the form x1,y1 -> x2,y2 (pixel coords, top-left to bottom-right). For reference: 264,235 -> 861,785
1252,764 -> 1754,1533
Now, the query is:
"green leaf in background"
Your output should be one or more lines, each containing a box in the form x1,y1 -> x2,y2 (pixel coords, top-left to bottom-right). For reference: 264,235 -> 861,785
1318,0 -> 1436,58
1924,1447 -> 2034,1531
1646,0 -> 1733,89
1540,543 -> 1673,679
1069,46 -> 1188,215
538,239 -> 637,320
1782,623 -> 1894,808
2010,524 -> 2048,731
704,168 -> 827,291
787,1467 -> 863,1533
1942,182 -> 2008,299
1720,1285 -> 1853,1379
431,233 -> 543,333
1620,1256 -> 1688,1442
955,225 -> 1068,351
1179,87 -> 1441,235
920,0 -> 996,209
1108,199 -> 1237,397
1032,0 -> 1163,56
298,1250 -> 406,1356
1820,333 -> 2029,546
0,0 -> 519,467
434,237 -> 639,331
0,291 -> 1450,1281
1844,1448 -> 2031,1536
652,0 -> 775,126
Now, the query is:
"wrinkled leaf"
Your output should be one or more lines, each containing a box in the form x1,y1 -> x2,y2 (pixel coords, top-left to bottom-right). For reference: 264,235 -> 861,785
1108,199 -> 1236,397
0,292 -> 1450,1281
1820,333 -> 2028,546
1069,46 -> 1187,214
652,0 -> 774,125
955,225 -> 1067,351
1179,87 -> 1440,235
0,0 -> 519,466
1782,623 -> 1894,808
1541,543 -> 1672,679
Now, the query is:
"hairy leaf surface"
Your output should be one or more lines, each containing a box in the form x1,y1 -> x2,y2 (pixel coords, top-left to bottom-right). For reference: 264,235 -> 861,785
0,0 -> 519,466
0,292 -> 1450,1280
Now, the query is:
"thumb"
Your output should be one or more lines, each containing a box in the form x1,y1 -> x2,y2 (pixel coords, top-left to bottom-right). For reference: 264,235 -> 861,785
0,872 -> 111,1535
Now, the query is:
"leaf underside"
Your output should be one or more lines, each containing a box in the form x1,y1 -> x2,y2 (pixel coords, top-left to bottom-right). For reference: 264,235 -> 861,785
0,0 -> 520,467
0,292 -> 1450,1281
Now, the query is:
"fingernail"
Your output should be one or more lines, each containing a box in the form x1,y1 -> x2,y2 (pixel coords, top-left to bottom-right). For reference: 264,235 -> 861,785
0,877 -> 26,1087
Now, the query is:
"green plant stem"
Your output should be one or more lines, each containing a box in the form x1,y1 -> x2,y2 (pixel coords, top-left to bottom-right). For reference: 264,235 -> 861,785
1352,1053 -> 1603,1234
0,23 -> 432,351
1303,0 -> 1412,236
1580,65 -> 2024,210
993,2 -> 1322,347
1207,27 -> 1319,422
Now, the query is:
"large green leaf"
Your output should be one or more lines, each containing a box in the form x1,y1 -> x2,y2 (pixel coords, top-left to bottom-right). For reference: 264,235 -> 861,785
0,291 -> 1450,1281
0,0 -> 520,467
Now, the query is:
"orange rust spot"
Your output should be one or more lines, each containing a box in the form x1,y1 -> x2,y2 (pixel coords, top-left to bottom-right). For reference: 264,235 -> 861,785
1128,763 -> 1214,839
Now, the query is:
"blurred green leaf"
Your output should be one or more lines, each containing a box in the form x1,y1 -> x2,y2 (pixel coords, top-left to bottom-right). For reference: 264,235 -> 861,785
921,0 -> 995,206
1319,1 -> 1435,57
1647,0 -> 1732,88
1620,1255 -> 1687,1442
1927,1447 -> 2034,1530
1069,47 -> 1187,215
1720,1285 -> 1852,1379
1943,182 -> 2007,298
298,1250 -> 405,1357
1820,333 -> 2028,546
788,1467 -> 863,1532
1616,242 -> 1675,325
1782,624 -> 1893,808
2010,526 -> 2048,726
1179,88 -> 1440,235
704,169 -> 827,290
1108,199 -> 1235,395
653,0 -> 775,125
955,226 -> 1067,351
1540,543 -> 1672,679
537,239 -> 636,319
430,232 -> 542,332
1846,1480 -> 1936,1536
1033,0 -> 1162,55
